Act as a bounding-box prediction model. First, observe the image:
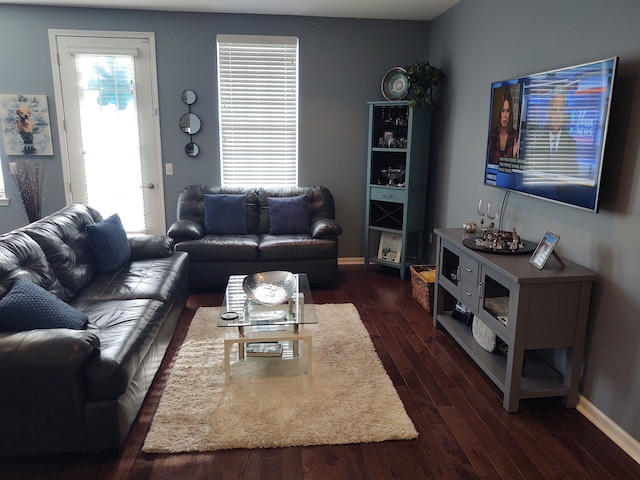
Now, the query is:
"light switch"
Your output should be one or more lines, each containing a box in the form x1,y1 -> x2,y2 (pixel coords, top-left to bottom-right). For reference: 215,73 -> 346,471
165,163 -> 173,176
9,162 -> 17,174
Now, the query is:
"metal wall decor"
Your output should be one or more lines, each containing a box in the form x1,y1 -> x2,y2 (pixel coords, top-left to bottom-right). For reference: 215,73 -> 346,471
179,89 -> 200,157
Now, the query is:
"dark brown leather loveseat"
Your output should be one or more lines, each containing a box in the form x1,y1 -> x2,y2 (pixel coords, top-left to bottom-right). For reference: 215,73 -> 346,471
167,185 -> 342,288
0,203 -> 189,456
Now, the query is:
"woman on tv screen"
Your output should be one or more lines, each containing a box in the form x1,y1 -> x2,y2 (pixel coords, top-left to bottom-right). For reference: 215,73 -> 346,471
487,87 -> 520,165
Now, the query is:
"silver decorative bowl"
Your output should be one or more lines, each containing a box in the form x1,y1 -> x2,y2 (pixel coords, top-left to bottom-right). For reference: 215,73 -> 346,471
380,168 -> 405,185
242,271 -> 296,305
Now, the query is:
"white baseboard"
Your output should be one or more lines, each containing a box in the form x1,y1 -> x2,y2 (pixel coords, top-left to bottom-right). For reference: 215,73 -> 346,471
337,257 -> 364,265
578,394 -> 640,464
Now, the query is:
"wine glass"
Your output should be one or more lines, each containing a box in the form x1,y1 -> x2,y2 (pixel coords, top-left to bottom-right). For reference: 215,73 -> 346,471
487,202 -> 500,229
477,200 -> 488,230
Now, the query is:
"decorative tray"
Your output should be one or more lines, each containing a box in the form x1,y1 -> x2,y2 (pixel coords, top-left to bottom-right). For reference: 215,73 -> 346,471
381,67 -> 409,101
462,232 -> 536,255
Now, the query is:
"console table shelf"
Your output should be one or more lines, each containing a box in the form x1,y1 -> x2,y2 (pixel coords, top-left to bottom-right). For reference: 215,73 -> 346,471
433,227 -> 596,412
437,314 -> 567,397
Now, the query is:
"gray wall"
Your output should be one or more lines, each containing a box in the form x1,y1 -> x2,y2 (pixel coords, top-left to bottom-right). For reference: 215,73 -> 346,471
428,0 -> 640,442
0,4 -> 431,260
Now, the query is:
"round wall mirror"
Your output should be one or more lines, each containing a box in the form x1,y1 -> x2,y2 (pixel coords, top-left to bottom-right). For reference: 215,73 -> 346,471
182,89 -> 197,105
185,143 -> 200,157
179,113 -> 201,135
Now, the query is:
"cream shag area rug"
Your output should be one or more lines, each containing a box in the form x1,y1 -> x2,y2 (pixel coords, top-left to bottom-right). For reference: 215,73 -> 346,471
143,303 -> 417,453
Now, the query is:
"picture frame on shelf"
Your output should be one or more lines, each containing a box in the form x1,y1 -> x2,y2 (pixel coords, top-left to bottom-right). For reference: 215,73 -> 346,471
378,232 -> 402,263
529,231 -> 564,269
383,130 -> 394,147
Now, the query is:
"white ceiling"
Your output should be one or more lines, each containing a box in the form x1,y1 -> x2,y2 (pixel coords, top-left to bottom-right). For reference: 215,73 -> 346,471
0,0 -> 460,21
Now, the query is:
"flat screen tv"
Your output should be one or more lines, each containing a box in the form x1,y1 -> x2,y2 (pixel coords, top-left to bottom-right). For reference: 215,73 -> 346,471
484,57 -> 618,212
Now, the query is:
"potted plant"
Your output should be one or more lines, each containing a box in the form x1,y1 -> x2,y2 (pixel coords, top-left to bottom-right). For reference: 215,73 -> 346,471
404,61 -> 444,108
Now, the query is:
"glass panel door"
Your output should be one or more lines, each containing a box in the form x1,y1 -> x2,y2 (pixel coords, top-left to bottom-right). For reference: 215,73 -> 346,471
74,53 -> 145,230
479,267 -> 511,339
50,31 -> 164,234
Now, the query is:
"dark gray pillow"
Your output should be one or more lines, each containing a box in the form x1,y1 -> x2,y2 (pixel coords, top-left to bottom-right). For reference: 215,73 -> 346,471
204,194 -> 247,235
86,213 -> 131,274
0,279 -> 88,332
267,195 -> 309,235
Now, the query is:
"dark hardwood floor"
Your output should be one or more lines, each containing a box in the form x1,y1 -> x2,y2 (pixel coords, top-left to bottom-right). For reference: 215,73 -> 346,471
2,265 -> 639,479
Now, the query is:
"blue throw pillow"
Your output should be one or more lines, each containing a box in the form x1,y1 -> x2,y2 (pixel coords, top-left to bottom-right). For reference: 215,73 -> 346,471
86,213 -> 131,274
0,279 -> 88,332
204,194 -> 247,235
267,195 -> 309,235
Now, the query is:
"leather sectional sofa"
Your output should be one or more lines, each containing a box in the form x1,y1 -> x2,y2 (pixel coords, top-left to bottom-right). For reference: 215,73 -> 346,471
167,185 -> 343,289
0,203 -> 189,456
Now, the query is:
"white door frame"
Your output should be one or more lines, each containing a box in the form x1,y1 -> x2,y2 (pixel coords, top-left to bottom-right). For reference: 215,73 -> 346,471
48,29 -> 166,233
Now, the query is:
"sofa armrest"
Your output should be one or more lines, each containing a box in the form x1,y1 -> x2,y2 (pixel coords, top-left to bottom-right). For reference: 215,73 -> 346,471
167,218 -> 205,242
0,329 -> 100,371
0,329 -> 100,456
311,218 -> 343,239
128,234 -> 174,259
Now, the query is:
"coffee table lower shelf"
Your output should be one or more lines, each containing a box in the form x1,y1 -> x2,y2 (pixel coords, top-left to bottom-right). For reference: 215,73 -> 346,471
223,331 -> 313,381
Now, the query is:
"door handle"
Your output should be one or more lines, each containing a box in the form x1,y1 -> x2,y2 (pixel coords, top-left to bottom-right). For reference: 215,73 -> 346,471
141,183 -> 155,189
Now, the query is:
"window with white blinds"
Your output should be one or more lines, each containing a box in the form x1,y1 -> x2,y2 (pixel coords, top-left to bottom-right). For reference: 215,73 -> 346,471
217,35 -> 298,187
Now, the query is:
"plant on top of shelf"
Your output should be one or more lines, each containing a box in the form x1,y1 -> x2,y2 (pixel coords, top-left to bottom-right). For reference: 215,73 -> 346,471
404,60 -> 444,108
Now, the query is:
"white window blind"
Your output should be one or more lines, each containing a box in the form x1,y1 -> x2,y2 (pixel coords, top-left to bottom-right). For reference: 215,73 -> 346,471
72,53 -> 146,231
217,35 -> 298,187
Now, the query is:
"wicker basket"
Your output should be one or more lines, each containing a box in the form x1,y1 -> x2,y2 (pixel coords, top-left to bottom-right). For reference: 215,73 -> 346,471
410,264 -> 436,314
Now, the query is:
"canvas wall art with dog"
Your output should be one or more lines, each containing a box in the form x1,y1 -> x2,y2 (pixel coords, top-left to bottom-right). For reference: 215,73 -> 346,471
0,94 -> 53,155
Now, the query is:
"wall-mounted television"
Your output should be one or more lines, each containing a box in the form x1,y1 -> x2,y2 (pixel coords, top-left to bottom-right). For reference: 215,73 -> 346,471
484,57 -> 618,212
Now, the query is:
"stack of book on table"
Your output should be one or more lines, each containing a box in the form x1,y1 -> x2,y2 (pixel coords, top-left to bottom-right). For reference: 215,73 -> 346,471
246,343 -> 283,357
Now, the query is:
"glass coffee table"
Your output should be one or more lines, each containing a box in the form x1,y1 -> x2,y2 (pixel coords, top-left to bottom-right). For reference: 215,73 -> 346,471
219,273 -> 317,380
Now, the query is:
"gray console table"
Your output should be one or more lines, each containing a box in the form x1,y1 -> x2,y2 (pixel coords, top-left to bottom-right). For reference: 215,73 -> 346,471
433,227 -> 597,412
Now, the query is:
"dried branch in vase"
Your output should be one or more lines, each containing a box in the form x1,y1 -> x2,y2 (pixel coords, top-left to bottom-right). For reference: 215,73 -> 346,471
11,160 -> 45,224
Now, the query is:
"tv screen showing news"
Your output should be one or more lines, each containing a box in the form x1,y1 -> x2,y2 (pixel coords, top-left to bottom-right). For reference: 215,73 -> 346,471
484,57 -> 618,212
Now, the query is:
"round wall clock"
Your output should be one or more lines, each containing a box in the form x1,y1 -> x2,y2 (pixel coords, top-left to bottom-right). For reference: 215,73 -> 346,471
381,67 -> 409,100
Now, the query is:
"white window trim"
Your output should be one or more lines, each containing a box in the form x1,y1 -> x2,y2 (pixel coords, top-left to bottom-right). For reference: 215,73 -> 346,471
0,158 -> 8,205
